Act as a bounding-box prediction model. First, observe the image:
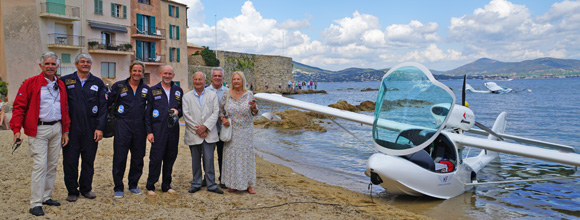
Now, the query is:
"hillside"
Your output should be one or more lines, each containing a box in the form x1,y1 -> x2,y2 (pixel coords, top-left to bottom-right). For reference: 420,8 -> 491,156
293,61 -> 386,82
292,57 -> 580,82
440,57 -> 580,78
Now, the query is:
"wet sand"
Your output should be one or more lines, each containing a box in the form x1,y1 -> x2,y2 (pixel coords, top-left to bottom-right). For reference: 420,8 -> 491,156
0,127 -> 428,219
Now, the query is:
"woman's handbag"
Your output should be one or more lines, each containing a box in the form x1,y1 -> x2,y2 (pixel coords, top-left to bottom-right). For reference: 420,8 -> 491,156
219,118 -> 232,142
219,92 -> 232,142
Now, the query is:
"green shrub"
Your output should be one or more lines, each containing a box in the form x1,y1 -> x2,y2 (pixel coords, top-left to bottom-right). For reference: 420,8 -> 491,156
0,81 -> 7,97
200,46 -> 220,67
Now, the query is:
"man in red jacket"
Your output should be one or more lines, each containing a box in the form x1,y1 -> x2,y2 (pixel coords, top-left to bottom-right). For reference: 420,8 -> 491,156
9,51 -> 70,216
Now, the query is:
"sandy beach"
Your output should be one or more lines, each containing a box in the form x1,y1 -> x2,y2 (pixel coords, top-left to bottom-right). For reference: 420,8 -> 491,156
0,125 -> 428,219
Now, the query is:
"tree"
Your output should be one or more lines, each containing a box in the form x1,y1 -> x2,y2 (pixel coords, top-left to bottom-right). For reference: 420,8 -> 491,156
0,81 -> 7,98
200,46 -> 220,67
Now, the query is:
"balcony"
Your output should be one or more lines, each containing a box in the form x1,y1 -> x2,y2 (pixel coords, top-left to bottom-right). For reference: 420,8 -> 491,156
39,2 -> 80,21
47,33 -> 84,49
88,39 -> 133,55
137,55 -> 165,65
132,26 -> 166,40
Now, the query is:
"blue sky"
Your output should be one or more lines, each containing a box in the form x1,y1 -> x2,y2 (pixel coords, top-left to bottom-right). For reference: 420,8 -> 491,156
180,0 -> 580,71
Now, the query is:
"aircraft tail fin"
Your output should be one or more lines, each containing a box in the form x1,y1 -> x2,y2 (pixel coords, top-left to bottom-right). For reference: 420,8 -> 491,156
485,112 -> 507,157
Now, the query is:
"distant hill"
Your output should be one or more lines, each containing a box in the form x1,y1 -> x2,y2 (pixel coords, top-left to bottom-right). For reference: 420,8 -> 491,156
292,57 -> 580,82
443,57 -> 580,78
293,61 -> 387,82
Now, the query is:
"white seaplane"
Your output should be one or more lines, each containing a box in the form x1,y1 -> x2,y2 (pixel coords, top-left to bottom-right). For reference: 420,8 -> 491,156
254,62 -> 580,199
466,82 -> 512,93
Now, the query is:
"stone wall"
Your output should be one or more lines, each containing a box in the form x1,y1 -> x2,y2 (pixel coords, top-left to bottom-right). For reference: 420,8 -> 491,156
188,51 -> 293,91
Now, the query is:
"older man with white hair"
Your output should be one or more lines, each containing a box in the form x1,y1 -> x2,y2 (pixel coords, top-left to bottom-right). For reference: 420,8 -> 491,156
10,51 -> 71,216
183,71 -> 223,194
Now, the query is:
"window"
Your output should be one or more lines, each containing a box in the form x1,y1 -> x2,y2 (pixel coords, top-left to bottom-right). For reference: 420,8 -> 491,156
101,32 -> 112,46
136,40 -> 155,62
111,3 -> 126,19
176,26 -> 179,39
138,0 -> 150,4
101,62 -> 116,78
94,0 -> 103,15
169,25 -> 179,39
169,5 -> 179,17
169,48 -> 174,62
169,48 -> 180,62
61,53 -> 71,63
136,14 -> 155,35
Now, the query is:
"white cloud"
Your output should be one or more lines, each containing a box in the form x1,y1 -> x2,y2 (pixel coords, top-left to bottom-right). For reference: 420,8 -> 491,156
321,11 -> 381,45
278,18 -> 311,30
384,20 -> 439,47
185,0 -> 580,71
182,0 -> 204,27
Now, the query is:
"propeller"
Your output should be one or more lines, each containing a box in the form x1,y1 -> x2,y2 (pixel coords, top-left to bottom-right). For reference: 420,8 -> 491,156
462,75 -> 504,141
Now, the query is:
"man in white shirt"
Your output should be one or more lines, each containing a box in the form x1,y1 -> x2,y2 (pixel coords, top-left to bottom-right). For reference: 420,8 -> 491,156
205,67 -> 228,187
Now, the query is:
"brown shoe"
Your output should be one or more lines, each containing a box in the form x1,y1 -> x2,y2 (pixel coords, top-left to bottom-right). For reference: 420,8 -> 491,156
66,195 -> 78,202
81,191 -> 96,199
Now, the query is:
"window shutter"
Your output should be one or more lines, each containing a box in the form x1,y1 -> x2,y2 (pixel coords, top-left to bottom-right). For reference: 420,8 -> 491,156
176,6 -> 179,18
169,48 -> 174,62
177,48 -> 180,62
123,5 -> 126,19
94,0 -> 102,14
149,16 -> 156,35
136,40 -> 143,60
169,5 -> 172,17
169,25 -> 173,39
136,14 -> 143,33
176,26 -> 179,40
150,42 -> 155,60
111,3 -> 115,17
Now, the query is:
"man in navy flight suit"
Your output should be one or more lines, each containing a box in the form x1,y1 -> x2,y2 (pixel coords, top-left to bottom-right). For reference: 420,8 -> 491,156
109,61 -> 150,198
145,65 -> 183,196
60,53 -> 107,202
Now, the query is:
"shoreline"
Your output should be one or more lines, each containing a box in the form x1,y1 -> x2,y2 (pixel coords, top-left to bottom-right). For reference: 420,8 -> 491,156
0,128 -> 428,219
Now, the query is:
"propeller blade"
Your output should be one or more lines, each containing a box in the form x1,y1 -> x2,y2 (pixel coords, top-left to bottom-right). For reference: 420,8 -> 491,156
462,75 -> 466,106
474,121 -> 504,141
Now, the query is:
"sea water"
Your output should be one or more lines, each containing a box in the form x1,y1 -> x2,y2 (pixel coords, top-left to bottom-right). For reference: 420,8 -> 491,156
254,78 -> 580,219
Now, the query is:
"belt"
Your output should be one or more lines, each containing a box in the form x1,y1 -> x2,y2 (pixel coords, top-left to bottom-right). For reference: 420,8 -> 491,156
38,120 -> 60,125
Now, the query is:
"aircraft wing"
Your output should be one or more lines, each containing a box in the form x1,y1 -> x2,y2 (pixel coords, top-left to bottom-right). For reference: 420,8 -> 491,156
445,132 -> 580,167
466,129 -> 576,153
255,93 -> 434,133
254,93 -> 374,125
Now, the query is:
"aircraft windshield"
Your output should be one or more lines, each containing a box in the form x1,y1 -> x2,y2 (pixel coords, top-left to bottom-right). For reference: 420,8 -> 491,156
372,63 -> 455,156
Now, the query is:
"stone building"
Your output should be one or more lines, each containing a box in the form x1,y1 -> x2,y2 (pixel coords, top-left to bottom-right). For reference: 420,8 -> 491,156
188,50 -> 293,91
0,0 -> 190,100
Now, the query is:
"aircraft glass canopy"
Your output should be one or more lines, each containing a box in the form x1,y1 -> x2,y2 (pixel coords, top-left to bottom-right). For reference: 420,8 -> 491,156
372,63 -> 455,156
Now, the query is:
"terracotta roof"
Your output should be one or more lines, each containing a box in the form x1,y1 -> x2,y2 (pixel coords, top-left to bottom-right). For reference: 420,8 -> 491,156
187,43 -> 204,49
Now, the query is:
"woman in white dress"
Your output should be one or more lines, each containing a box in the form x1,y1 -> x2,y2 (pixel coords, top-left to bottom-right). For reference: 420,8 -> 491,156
220,71 -> 259,194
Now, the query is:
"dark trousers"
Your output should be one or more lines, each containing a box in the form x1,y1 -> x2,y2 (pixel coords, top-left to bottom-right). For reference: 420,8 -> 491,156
112,123 -> 146,192
146,133 -> 179,191
62,133 -> 98,196
216,140 -> 224,182
189,141 -> 218,190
